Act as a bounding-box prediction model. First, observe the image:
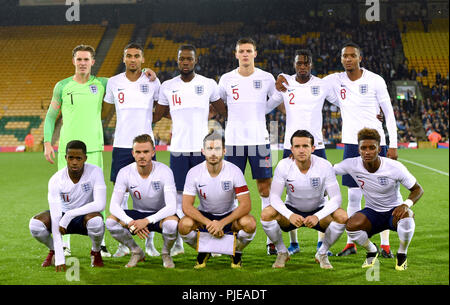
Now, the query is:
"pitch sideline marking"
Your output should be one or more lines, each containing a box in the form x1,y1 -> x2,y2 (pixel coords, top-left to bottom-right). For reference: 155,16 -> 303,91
399,158 -> 449,176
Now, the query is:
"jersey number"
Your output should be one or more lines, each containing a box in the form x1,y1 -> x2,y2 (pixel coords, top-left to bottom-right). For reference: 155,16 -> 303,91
118,92 -> 125,104
61,194 -> 70,202
172,94 -> 181,106
288,184 -> 294,192
199,189 -> 206,200
133,190 -> 142,200
357,179 -> 365,189
289,93 -> 295,104
232,88 -> 239,100
340,88 -> 346,100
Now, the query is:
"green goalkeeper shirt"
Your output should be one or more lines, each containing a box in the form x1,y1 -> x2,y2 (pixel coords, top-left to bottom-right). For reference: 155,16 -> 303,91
45,75 -> 108,153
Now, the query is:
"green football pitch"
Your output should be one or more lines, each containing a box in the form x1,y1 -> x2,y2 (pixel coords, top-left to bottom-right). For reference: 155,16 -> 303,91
0,149 -> 448,285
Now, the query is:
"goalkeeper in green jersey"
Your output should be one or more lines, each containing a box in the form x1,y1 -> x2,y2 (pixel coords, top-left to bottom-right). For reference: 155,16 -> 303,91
43,45 -> 111,257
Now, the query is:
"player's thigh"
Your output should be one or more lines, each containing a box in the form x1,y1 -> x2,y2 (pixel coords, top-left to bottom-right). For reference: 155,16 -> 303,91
32,210 -> 51,230
260,205 -> 280,222
231,214 -> 256,233
110,147 -> 134,183
160,215 -> 179,229
83,212 -> 104,226
170,152 -> 192,192
312,148 -> 327,160
248,144 -> 273,180
346,210 -> 372,233
331,208 -> 348,224
178,216 -> 201,233
225,145 -> 247,174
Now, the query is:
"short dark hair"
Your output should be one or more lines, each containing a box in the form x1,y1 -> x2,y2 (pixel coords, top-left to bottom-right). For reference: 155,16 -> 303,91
72,44 -> 95,59
236,37 -> 257,50
178,44 -> 197,56
341,41 -> 362,56
133,134 -> 155,148
357,128 -> 381,144
290,130 -> 314,146
203,129 -> 225,148
295,49 -> 312,62
66,140 -> 87,154
124,42 -> 144,54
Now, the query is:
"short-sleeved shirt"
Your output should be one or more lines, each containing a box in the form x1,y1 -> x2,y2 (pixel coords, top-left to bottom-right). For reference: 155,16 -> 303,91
104,73 -> 160,148
183,160 -> 249,216
271,74 -> 335,150
158,74 -> 220,152
51,75 -> 107,154
219,68 -> 276,146
333,157 -> 417,212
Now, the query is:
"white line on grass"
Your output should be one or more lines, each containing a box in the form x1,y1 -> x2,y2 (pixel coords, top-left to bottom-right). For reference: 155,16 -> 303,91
399,158 -> 449,176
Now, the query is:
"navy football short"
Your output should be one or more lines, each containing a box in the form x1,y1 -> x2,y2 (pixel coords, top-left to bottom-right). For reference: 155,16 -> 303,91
170,151 -> 205,192
358,207 -> 398,238
283,148 -> 327,160
225,144 -> 272,179
111,147 -> 156,183
342,144 -> 387,187
124,209 -> 163,233
61,212 -> 103,236
279,204 -> 326,233
197,210 -> 234,234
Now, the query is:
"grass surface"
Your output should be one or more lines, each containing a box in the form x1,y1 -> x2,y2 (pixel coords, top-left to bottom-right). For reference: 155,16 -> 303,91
0,148 -> 448,285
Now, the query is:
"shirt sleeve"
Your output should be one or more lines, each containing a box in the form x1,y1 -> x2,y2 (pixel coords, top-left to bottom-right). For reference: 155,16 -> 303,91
323,77 -> 339,106
209,79 -> 221,102
103,79 -> 115,104
314,165 -> 342,220
376,76 -> 398,148
396,161 -> 417,190
267,74 -> 277,97
59,167 -> 107,228
333,160 -> 350,176
218,75 -> 227,102
265,91 -> 283,114
269,161 -> 294,219
183,168 -> 198,196
157,82 -> 169,106
146,166 -> 177,224
109,168 -> 134,224
153,78 -> 161,101
48,176 -> 65,266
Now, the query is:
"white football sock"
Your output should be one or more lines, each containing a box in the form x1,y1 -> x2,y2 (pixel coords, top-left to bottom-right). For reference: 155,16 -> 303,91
380,230 -> 390,246
176,192 -> 185,218
346,187 -> 363,244
261,220 -> 287,253
289,229 -> 298,244
236,230 -> 256,253
318,222 -> 346,255
180,230 -> 197,249
106,218 -> 140,252
261,196 -> 270,209
29,218 -> 53,250
86,216 -> 104,252
347,230 -> 377,253
318,231 -> 325,243
161,220 -> 178,255
146,231 -> 155,245
397,217 -> 415,254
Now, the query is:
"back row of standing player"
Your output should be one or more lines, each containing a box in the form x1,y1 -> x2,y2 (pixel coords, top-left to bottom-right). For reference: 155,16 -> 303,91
38,38 -> 422,270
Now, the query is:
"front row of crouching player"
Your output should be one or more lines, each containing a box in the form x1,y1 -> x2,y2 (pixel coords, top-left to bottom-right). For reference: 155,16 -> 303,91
29,128 -> 423,271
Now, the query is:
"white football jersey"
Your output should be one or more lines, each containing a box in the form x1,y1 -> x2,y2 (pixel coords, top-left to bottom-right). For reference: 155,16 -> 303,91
272,74 -> 335,150
333,157 -> 417,212
183,160 -> 249,216
48,163 -> 106,213
323,68 -> 397,147
115,161 -> 176,214
272,155 -> 338,213
219,68 -> 276,145
104,73 -> 160,148
158,74 -> 220,152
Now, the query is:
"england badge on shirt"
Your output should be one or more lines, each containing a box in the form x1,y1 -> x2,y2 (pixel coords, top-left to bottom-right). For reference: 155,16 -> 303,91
253,80 -> 262,89
377,176 -> 389,186
359,84 -> 368,95
310,177 -> 321,189
81,183 -> 92,193
195,85 -> 204,95
152,181 -> 162,192
222,180 -> 232,192
311,86 -> 320,96
140,84 -> 149,94
89,85 -> 98,94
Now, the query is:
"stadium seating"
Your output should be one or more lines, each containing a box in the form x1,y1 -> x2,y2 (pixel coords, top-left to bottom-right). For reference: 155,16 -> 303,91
0,24 -> 106,147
